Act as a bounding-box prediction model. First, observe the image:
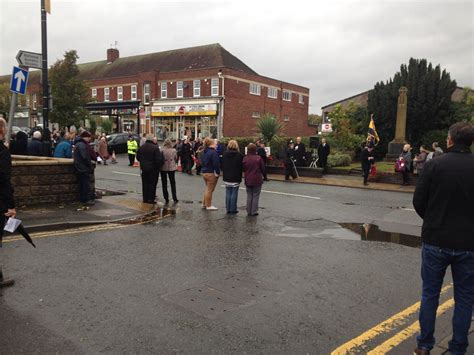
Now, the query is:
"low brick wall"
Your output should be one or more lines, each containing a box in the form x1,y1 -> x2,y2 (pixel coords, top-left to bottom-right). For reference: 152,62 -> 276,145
11,155 -> 81,206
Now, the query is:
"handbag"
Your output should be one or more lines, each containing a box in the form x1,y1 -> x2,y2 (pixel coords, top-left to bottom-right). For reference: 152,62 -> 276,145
395,158 -> 405,173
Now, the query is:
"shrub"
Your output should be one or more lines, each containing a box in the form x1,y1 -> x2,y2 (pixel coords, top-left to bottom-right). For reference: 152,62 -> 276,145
419,129 -> 448,151
256,113 -> 283,143
327,153 -> 352,168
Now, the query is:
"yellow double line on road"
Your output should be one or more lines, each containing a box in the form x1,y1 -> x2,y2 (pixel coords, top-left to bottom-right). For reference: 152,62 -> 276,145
331,284 -> 454,354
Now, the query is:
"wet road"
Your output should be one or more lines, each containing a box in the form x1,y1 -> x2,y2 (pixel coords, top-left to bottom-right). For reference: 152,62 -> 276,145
1,156 -> 456,354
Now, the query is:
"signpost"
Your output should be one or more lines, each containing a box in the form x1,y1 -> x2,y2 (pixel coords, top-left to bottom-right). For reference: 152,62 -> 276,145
16,50 -> 42,69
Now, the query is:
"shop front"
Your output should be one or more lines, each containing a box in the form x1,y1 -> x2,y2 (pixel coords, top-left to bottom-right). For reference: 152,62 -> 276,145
85,100 -> 141,134
151,99 -> 220,141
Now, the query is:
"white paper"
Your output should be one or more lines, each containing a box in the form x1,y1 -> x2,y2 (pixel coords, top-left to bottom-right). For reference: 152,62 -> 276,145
4,217 -> 22,233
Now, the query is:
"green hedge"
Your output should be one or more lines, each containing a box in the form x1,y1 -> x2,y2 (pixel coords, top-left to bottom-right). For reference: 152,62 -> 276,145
327,153 -> 352,168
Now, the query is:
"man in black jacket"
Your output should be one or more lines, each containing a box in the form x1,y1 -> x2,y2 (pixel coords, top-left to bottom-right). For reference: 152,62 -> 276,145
0,118 -> 17,288
294,137 -> 307,167
413,122 -> 474,355
360,142 -> 375,185
317,138 -> 330,174
28,130 -> 44,156
74,131 -> 95,206
136,137 -> 164,203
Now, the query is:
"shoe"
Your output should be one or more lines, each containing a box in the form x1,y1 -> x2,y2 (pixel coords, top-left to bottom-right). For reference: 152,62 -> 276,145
206,206 -> 218,211
364,182 -> 369,186
413,348 -> 430,355
173,200 -> 179,203
0,278 -> 15,288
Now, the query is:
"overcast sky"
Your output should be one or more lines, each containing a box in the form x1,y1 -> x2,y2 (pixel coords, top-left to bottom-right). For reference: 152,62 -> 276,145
1,0 -> 473,113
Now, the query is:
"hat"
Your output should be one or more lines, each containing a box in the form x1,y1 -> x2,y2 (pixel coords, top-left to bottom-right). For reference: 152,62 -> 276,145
79,130 -> 91,138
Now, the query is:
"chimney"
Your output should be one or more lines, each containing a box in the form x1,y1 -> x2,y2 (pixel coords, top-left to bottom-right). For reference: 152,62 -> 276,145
107,48 -> 119,63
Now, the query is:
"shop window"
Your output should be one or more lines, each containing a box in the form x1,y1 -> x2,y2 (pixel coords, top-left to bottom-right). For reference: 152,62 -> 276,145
211,78 -> 219,96
161,82 -> 167,99
131,85 -> 137,100
283,115 -> 290,122
283,90 -> 291,101
252,111 -> 261,118
299,93 -> 304,104
177,81 -> 183,98
249,83 -> 261,96
268,87 -> 278,99
117,86 -> 123,101
143,83 -> 150,104
91,88 -> 97,98
193,80 -> 201,97
104,87 -> 110,102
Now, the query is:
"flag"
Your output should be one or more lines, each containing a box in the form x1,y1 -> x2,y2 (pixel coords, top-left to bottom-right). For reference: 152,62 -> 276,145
367,115 -> 380,146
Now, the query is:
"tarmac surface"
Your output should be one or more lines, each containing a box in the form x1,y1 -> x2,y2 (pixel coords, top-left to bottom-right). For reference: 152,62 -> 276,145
1,154 -> 470,354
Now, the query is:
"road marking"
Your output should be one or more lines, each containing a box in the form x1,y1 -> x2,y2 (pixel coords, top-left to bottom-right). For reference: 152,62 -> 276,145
112,171 -> 140,177
330,284 -> 453,354
366,297 -> 455,354
220,185 -> 321,200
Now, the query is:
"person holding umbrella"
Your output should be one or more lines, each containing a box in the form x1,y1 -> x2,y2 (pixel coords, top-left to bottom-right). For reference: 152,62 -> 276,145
0,118 -> 17,288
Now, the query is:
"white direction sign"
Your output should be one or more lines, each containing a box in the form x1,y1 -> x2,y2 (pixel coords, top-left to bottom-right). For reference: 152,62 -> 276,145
16,50 -> 42,69
10,66 -> 29,95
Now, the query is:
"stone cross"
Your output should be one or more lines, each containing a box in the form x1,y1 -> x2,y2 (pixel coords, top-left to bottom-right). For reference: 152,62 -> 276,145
393,87 -> 408,143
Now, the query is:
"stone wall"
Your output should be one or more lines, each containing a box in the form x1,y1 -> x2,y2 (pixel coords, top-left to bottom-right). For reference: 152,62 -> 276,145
11,156 -> 81,206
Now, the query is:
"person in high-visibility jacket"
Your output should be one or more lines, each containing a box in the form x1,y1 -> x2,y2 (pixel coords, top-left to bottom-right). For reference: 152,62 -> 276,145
127,136 -> 138,166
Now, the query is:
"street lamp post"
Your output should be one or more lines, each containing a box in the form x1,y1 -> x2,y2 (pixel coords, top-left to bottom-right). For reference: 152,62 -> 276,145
41,0 -> 49,130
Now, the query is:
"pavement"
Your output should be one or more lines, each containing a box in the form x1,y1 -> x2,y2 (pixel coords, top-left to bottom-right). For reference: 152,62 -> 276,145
268,173 -> 416,193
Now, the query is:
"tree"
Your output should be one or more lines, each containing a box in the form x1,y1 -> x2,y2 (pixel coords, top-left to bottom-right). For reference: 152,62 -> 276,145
256,113 -> 283,143
100,118 -> 113,134
49,50 -> 90,128
368,58 -> 457,153
327,104 -> 365,153
0,83 -> 12,118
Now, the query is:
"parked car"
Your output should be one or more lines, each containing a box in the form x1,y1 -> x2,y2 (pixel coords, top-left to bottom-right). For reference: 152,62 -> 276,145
106,133 -> 140,154
12,126 -> 26,135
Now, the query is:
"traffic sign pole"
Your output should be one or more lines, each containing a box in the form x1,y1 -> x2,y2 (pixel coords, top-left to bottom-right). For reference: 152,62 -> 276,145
41,0 -> 49,130
5,93 -> 18,143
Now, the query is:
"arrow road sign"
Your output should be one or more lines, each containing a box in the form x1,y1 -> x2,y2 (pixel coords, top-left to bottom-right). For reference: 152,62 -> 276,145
10,66 -> 29,95
16,50 -> 42,69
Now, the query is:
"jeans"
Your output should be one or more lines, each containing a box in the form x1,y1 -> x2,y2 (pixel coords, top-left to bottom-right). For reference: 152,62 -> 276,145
246,185 -> 262,215
225,185 -> 239,213
417,243 -> 474,354
160,171 -> 178,202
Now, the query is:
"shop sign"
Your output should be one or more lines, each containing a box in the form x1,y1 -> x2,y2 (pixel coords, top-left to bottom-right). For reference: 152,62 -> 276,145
321,123 -> 332,133
111,108 -> 138,115
152,103 -> 217,117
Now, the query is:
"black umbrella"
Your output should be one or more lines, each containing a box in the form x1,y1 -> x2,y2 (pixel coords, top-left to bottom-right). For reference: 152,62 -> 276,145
16,224 -> 36,248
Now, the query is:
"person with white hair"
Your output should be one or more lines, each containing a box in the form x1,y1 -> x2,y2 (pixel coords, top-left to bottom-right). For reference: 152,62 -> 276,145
0,117 -> 17,287
28,130 -> 44,156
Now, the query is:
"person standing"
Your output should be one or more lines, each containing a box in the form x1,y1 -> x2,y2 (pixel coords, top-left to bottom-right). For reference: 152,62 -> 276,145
74,131 -> 95,206
294,136 -> 307,167
9,131 -> 28,155
360,142 -> 375,186
160,139 -> 179,204
136,137 -> 164,204
399,144 -> 412,185
127,136 -> 138,166
201,137 -> 220,211
28,131 -> 44,156
222,140 -> 243,214
53,133 -> 73,158
317,138 -> 330,173
415,145 -> 429,176
0,118 -> 17,288
413,122 -> 474,355
181,138 -> 193,175
257,140 -> 269,181
243,143 -> 265,216
195,145 -> 204,176
140,133 -> 147,147
98,136 -> 110,165
283,140 -> 297,180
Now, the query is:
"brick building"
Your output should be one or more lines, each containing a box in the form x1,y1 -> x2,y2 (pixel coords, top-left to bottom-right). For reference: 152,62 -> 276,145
1,43 -> 313,139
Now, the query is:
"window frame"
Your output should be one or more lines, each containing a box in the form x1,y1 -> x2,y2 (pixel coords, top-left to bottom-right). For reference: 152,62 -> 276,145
143,83 -> 150,104
176,81 -> 184,98
117,86 -> 123,101
131,85 -> 137,100
91,88 -> 97,98
251,111 -> 261,119
282,90 -> 291,102
268,87 -> 278,99
249,83 -> 261,96
211,78 -> 219,96
283,115 -> 290,122
193,80 -> 201,97
104,87 -> 110,102
32,93 -> 37,110
161,82 -> 167,99
298,93 -> 304,104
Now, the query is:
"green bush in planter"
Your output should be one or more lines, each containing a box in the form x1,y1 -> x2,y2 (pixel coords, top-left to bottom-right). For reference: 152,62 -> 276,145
327,153 -> 352,168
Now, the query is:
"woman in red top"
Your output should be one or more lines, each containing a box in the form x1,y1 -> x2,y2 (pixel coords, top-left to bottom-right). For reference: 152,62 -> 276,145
243,143 -> 265,216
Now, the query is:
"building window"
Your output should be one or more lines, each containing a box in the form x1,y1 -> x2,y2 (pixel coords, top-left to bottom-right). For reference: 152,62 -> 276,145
104,87 -> 110,102
91,88 -> 97,98
252,111 -> 261,118
268,87 -> 278,99
211,78 -> 219,96
117,86 -> 123,101
143,83 -> 150,104
282,90 -> 291,101
26,95 -> 30,107
161,82 -> 167,99
32,93 -> 37,110
177,81 -> 183,98
299,93 -> 304,104
131,85 -> 137,100
193,80 -> 201,97
283,115 -> 290,122
249,83 -> 261,96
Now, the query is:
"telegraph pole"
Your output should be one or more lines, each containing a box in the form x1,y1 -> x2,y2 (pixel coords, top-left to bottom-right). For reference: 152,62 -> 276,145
41,0 -> 49,129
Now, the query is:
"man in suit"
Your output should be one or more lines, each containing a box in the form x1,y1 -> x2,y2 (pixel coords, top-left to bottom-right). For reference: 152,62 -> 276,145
317,138 -> 330,174
360,142 -> 375,185
294,137 -> 307,167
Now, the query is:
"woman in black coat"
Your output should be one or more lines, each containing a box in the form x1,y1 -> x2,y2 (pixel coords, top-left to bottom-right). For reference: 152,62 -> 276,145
221,140 -> 243,214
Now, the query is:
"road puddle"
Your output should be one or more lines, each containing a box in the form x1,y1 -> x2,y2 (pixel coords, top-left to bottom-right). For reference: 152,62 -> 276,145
118,207 -> 177,225
340,223 -> 421,248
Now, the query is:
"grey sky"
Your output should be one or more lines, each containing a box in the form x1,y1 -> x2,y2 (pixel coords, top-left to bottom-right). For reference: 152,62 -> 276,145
1,0 -> 473,113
